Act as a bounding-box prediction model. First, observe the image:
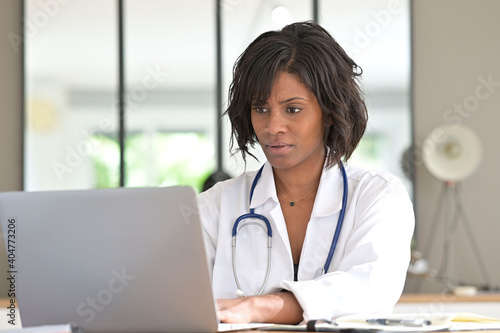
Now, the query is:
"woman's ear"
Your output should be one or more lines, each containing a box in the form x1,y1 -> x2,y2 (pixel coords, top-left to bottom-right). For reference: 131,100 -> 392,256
323,116 -> 333,143
326,115 -> 333,127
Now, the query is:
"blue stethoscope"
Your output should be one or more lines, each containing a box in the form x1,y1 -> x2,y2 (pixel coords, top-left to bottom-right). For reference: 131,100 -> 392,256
231,162 -> 348,297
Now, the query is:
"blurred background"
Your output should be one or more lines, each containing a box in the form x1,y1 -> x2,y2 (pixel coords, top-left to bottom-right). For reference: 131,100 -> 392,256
22,0 -> 412,194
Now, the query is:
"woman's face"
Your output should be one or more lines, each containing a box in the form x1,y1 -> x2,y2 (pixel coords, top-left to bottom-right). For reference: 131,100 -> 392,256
251,71 -> 326,172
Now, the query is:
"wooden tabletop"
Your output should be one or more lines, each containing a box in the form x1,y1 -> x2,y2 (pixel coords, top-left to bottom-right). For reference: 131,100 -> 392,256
398,293 -> 500,303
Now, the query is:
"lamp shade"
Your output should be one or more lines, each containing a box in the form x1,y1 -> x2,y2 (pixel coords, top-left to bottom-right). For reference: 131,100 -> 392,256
422,124 -> 482,182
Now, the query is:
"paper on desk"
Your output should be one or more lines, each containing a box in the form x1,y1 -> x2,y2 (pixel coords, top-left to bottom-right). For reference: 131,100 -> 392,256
448,313 -> 500,331
451,312 -> 500,323
264,314 -> 452,332
336,313 -> 453,331
337,312 -> 500,331
263,322 -> 448,332
263,313 -> 500,332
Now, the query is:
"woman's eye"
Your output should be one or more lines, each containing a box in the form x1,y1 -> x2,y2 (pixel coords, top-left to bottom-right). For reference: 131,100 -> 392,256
253,107 -> 267,113
287,107 -> 301,113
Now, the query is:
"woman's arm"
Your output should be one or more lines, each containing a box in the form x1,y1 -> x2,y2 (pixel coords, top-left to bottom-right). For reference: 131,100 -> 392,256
217,291 -> 303,324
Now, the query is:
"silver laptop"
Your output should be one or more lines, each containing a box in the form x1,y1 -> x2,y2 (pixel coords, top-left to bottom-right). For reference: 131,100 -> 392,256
0,186 -> 267,333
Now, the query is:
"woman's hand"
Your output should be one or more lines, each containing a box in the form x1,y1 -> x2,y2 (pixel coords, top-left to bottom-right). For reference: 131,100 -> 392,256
217,291 -> 303,324
217,297 -> 256,323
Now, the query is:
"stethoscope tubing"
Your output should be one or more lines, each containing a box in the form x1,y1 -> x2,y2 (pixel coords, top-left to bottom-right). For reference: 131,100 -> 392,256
231,162 -> 347,296
232,165 -> 273,296
322,161 -> 348,273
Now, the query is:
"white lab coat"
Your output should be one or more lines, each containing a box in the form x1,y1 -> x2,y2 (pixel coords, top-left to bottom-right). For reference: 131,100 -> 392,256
198,161 -> 415,321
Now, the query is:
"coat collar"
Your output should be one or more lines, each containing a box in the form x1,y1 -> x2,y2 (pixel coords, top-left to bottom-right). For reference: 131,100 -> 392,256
249,162 -> 278,210
249,161 -> 346,218
311,163 -> 345,218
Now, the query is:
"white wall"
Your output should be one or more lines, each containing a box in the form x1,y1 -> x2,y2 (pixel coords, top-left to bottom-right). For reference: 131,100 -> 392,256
408,0 -> 500,293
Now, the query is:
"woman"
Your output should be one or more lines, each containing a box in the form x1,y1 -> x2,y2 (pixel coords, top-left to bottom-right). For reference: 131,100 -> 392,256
198,21 -> 414,324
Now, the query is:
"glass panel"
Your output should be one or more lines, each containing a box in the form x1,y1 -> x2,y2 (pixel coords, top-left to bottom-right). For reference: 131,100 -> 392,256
24,0 -> 118,191
124,0 -> 216,192
24,0 -> 412,195
320,0 -> 413,195
125,132 -> 213,190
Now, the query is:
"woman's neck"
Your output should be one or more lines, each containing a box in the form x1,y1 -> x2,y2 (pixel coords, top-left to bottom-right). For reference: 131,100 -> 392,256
272,155 -> 325,198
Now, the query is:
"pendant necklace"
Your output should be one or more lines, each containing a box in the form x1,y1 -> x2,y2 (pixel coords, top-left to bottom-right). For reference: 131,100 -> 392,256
277,187 -> 317,206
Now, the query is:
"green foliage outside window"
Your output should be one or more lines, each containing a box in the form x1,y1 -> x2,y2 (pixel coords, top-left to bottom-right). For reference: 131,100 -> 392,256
90,132 -> 215,192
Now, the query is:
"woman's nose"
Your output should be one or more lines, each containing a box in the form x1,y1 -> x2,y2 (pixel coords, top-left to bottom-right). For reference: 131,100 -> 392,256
265,111 -> 287,135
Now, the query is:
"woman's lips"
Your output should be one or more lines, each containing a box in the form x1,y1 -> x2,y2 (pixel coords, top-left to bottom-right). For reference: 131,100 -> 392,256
266,143 -> 292,154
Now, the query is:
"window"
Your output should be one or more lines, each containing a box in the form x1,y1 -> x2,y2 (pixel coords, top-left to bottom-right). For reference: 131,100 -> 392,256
321,0 -> 412,192
24,0 -> 412,197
